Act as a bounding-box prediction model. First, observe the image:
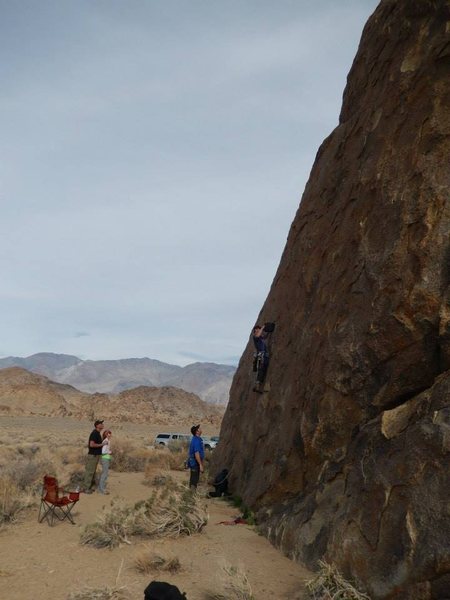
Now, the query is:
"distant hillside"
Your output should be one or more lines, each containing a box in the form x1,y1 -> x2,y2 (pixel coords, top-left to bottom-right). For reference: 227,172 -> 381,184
0,367 -> 223,426
0,353 -> 235,405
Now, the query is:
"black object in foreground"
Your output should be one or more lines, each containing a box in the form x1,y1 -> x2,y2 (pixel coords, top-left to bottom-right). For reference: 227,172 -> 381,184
144,581 -> 187,600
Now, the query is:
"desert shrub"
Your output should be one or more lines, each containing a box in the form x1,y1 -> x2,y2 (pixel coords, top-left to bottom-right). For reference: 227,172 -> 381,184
0,442 -> 85,495
67,586 -> 130,599
207,563 -> 254,600
132,485 -> 208,538
143,453 -> 171,483
167,440 -> 189,454
149,472 -> 177,488
67,559 -> 129,599
81,483 -> 208,549
305,561 -> 371,600
0,476 -> 34,525
80,501 -> 135,548
61,447 -> 86,466
17,443 -> 40,457
68,466 -> 85,487
111,439 -> 153,472
166,451 -> 188,471
133,549 -> 181,574
143,448 -> 189,481
3,456 -> 55,491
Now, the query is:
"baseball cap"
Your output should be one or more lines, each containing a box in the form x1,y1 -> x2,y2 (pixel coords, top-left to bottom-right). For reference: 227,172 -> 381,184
94,419 -> 104,427
191,424 -> 200,435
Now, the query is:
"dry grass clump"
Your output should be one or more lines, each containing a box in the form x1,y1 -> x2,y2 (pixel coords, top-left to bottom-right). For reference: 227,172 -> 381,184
132,486 -> 207,539
142,452 -> 172,483
3,455 -> 55,491
166,451 -> 188,471
81,484 -> 208,549
80,502 -> 135,548
167,440 -> 189,454
150,472 -> 177,488
0,445 -> 74,527
0,442 -> 84,495
111,439 -> 154,472
61,447 -> 86,466
207,563 -> 254,600
133,548 -> 181,574
67,560 -> 130,599
66,586 -> 130,600
142,446 -> 189,481
306,561 -> 371,600
0,476 -> 34,525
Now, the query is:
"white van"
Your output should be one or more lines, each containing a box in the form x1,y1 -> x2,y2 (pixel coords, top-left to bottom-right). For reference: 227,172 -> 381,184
154,433 -> 190,447
203,436 -> 219,451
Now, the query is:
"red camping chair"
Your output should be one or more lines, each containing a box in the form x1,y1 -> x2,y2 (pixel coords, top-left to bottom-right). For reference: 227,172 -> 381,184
38,475 -> 80,526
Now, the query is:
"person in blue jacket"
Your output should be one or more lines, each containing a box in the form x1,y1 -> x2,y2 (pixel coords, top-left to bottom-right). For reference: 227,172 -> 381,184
188,424 -> 204,489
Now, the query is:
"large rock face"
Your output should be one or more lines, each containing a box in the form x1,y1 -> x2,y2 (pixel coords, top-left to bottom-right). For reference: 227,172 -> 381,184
213,1 -> 450,598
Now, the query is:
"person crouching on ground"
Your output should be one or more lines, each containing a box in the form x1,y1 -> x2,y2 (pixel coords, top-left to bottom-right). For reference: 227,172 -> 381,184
188,424 -> 204,489
209,468 -> 229,497
98,429 -> 112,495
82,419 -> 107,493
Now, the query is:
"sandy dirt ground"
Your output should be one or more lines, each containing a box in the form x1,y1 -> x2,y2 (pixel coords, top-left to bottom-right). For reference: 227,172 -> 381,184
0,417 -> 311,600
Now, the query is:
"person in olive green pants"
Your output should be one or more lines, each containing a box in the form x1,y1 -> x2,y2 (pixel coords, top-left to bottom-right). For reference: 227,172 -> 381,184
83,419 -> 106,493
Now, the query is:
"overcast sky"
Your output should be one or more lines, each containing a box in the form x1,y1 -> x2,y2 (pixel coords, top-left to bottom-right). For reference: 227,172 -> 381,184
0,0 -> 379,366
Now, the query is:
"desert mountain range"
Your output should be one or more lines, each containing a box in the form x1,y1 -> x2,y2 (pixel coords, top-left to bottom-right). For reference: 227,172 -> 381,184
0,353 -> 235,405
0,367 -> 224,427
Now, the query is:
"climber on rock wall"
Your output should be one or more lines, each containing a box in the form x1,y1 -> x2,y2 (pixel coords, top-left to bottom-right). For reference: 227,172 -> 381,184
252,322 -> 275,393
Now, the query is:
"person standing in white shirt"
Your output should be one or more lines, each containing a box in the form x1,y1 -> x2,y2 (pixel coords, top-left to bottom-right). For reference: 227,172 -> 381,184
98,429 -> 112,495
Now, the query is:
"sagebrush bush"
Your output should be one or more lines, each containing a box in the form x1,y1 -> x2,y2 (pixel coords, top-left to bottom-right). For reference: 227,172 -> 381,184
80,501 -> 135,548
0,476 -> 34,525
305,561 -> 371,600
132,485 -> 208,538
133,549 -> 181,574
67,586 -> 130,599
166,451 -> 187,471
207,563 -> 254,600
0,442 -> 85,496
142,446 -> 192,482
81,483 -> 208,549
148,472 -> 177,488
143,451 -> 171,481
167,440 -> 189,454
3,456 -> 55,491
111,439 -> 153,472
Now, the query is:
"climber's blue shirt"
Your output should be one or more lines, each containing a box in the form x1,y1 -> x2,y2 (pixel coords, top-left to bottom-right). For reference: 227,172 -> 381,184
188,436 -> 204,468
253,335 -> 268,353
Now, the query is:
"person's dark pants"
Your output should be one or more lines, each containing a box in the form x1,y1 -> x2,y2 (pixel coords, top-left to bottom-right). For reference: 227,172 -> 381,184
256,354 -> 269,384
189,466 -> 200,488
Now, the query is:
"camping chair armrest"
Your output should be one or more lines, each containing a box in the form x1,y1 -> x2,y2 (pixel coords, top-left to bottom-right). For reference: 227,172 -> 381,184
60,488 -> 74,497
